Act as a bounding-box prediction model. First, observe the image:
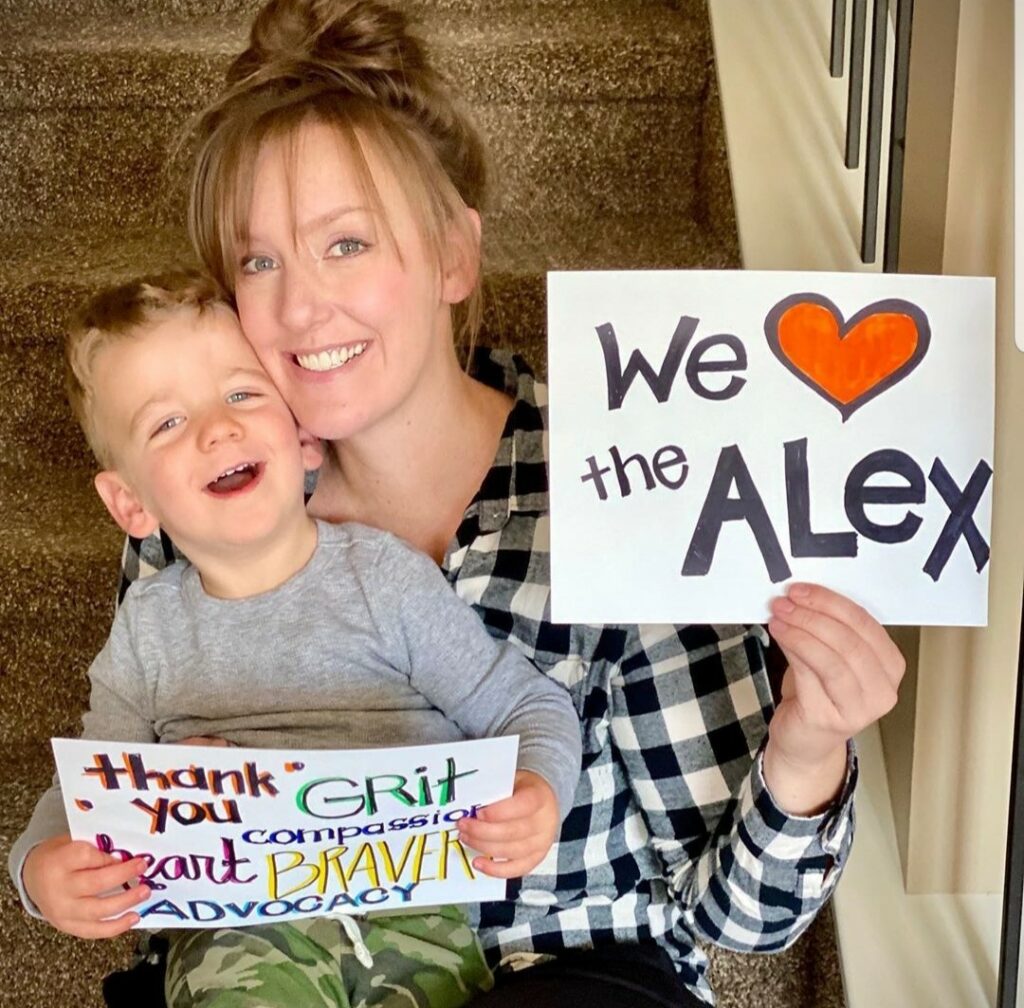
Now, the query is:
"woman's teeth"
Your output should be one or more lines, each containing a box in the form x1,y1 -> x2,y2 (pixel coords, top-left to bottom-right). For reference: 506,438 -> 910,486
296,342 -> 367,372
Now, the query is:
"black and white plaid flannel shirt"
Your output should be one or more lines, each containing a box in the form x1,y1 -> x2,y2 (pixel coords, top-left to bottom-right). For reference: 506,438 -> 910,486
119,349 -> 857,1006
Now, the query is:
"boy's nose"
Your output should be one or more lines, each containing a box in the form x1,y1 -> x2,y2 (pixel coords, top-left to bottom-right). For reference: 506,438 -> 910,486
198,409 -> 244,450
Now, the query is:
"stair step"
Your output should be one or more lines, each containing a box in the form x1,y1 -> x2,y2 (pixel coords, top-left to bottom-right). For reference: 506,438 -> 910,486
0,213 -> 737,468
0,4 -> 713,229
1,100 -> 713,231
0,0 -> 653,17
1,6 -> 709,109
0,464 -> 122,746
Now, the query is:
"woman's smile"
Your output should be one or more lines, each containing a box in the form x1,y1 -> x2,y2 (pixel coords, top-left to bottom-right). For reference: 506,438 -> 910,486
293,340 -> 369,373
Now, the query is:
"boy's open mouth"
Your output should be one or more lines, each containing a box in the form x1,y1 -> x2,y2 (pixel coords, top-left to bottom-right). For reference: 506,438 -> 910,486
206,462 -> 264,496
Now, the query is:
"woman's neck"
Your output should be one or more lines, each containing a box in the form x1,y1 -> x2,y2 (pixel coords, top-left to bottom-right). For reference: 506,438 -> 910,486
309,357 -> 512,563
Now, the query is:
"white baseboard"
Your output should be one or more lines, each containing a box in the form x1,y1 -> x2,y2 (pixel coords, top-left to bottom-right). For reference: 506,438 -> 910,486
833,723 -> 1003,1008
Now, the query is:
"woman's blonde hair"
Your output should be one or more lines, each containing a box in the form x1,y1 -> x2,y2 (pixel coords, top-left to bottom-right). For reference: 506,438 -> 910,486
185,0 -> 488,356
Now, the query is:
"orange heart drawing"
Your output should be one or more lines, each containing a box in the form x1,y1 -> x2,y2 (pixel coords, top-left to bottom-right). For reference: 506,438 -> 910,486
764,294 -> 930,420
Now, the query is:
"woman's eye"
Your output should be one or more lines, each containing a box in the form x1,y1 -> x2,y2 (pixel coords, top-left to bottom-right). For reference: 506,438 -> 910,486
326,238 -> 367,258
226,391 -> 257,404
240,254 -> 278,275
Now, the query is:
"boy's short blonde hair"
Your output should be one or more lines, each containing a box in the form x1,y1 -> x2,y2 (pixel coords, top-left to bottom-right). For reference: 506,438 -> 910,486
66,269 -> 229,468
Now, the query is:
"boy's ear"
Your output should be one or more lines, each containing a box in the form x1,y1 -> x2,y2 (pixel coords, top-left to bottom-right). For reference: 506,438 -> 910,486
94,471 -> 159,539
441,207 -> 481,306
297,426 -> 323,471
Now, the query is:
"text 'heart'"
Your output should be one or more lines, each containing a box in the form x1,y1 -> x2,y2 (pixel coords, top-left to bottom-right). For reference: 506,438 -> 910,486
764,294 -> 930,420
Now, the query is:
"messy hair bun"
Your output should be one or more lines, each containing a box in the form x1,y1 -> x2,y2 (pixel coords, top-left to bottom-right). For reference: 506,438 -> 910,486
186,0 -> 487,349
225,0 -> 487,211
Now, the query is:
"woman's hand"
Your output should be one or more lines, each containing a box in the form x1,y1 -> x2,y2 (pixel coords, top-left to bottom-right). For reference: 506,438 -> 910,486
22,835 -> 150,939
764,582 -> 905,816
457,770 -> 559,879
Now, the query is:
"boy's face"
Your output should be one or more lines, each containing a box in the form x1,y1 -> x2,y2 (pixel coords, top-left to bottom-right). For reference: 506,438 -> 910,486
92,306 -> 320,553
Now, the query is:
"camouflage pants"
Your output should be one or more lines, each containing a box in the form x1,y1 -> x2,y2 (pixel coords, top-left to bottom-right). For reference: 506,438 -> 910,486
164,907 -> 493,1008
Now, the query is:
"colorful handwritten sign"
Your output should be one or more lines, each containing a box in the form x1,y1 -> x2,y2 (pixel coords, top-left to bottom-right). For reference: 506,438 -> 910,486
53,736 -> 518,928
548,270 -> 995,625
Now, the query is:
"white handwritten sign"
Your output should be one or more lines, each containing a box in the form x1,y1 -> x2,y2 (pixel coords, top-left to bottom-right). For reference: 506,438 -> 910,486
548,270 -> 994,626
53,736 -> 517,928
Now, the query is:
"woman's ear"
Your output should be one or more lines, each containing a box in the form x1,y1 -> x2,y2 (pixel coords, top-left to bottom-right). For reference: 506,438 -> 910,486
441,207 -> 481,306
94,471 -> 160,539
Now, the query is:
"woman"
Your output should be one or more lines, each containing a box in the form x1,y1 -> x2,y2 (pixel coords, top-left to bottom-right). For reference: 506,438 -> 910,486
117,0 -> 905,1004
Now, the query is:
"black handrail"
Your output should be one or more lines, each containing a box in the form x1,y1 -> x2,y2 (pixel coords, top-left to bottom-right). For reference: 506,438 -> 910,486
883,0 -> 914,273
845,0 -> 868,170
834,0 -> 913,269
997,584 -> 1024,1008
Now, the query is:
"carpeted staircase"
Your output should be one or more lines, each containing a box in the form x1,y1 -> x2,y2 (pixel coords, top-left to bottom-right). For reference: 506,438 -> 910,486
0,1 -> 844,1005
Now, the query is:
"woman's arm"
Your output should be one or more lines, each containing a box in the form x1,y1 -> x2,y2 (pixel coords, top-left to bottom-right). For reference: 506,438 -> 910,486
608,621 -> 856,953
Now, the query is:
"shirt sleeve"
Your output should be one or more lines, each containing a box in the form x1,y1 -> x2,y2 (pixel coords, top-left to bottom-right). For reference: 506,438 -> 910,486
607,621 -> 856,953
7,598 -> 157,918
372,534 -> 583,822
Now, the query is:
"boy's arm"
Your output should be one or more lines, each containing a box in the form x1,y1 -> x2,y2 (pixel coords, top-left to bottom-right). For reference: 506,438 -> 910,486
373,535 -> 582,824
9,602 -> 156,919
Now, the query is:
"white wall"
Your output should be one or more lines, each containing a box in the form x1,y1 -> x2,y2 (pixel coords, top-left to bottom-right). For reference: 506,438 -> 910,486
898,0 -> 1020,894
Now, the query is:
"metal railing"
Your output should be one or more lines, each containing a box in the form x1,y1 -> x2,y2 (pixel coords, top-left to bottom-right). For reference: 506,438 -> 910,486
830,0 -> 915,270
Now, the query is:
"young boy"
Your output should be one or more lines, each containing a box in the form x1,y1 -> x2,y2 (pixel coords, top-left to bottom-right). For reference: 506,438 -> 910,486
8,270 -> 582,1008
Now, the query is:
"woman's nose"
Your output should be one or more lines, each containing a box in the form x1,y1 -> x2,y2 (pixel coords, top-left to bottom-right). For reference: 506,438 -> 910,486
278,261 -> 332,335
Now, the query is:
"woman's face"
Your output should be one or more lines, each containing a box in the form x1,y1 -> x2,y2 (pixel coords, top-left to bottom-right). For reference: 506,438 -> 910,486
234,119 -> 467,442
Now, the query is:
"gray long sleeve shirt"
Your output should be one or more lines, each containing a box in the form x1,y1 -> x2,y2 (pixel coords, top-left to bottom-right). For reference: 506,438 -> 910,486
10,520 -> 582,913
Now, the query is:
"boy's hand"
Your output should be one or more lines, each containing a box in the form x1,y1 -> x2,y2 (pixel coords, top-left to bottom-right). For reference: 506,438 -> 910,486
765,582 -> 905,815
22,834 -> 150,939
457,770 -> 559,879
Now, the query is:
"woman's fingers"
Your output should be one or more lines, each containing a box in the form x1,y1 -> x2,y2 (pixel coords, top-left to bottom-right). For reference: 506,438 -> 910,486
782,584 -> 905,688
770,587 -> 901,729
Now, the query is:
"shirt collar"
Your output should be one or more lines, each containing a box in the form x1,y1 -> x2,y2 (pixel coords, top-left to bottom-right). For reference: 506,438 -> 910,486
466,347 -> 548,532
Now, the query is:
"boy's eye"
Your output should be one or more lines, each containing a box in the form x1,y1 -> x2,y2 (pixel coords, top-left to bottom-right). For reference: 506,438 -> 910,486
151,416 -> 183,437
240,254 -> 277,275
226,391 -> 258,404
326,238 -> 367,258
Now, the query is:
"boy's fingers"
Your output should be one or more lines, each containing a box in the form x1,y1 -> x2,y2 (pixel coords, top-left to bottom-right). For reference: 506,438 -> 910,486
459,816 -> 535,844
62,841 -> 119,870
461,836 -> 540,860
476,795 -> 524,823
78,885 -> 151,922
478,790 -> 539,823
472,855 -> 540,880
71,911 -> 141,940
68,857 -> 147,897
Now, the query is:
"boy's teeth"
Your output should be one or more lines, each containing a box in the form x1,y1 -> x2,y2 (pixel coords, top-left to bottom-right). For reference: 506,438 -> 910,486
296,342 -> 367,372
